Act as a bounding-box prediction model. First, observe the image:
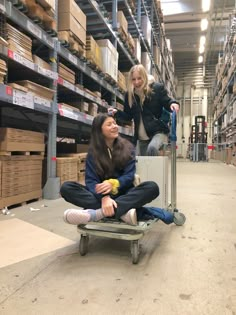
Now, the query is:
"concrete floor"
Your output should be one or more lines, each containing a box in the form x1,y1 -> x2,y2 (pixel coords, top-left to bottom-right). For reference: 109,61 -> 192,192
0,160 -> 236,315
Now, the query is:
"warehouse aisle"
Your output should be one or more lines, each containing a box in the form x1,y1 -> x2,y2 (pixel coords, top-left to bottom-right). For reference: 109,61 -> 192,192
0,161 -> 236,315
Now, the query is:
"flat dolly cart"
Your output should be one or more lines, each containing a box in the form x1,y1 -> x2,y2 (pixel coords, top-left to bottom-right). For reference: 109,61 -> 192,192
77,111 -> 186,264
77,218 -> 158,264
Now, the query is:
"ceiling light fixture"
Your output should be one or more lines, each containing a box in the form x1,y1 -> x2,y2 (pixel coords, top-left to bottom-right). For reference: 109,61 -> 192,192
201,18 -> 208,31
199,46 -> 205,54
200,35 -> 206,46
198,56 -> 203,63
202,0 -> 211,12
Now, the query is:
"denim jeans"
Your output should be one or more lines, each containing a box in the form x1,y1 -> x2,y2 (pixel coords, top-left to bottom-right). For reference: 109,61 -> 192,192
138,133 -> 168,156
60,181 -> 159,219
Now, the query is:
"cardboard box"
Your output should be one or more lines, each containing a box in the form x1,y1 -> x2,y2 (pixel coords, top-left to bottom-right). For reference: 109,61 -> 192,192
58,0 -> 86,31
96,39 -> 118,81
58,13 -> 86,46
141,15 -> 152,47
96,39 -> 117,56
33,55 -> 52,70
141,52 -> 151,73
0,128 -> 45,152
153,45 -> 161,67
0,156 -> 43,199
117,11 -> 128,35
133,38 -> 141,62
86,35 -> 102,69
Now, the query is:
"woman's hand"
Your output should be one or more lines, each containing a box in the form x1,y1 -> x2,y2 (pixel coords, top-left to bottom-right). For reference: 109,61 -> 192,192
170,103 -> 179,112
95,182 -> 112,195
101,196 -> 117,217
108,107 -> 117,116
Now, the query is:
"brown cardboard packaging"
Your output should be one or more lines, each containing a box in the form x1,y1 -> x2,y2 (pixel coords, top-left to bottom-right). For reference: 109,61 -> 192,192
58,13 -> 86,46
58,0 -> 86,30
0,128 -> 45,152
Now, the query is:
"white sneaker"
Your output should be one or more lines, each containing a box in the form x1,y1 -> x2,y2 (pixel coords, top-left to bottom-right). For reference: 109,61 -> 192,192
63,209 -> 90,225
120,208 -> 137,225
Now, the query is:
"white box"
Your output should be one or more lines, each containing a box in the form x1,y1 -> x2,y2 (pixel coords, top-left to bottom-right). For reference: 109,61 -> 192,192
97,39 -> 118,81
141,52 -> 151,73
141,15 -> 152,47
136,156 -> 168,209
133,38 -> 141,63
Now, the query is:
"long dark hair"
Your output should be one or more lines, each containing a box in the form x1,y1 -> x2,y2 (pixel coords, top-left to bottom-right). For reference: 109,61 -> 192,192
89,113 -> 134,179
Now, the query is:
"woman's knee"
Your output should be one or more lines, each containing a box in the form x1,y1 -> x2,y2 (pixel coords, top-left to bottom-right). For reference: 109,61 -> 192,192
60,181 -> 72,197
142,181 -> 159,197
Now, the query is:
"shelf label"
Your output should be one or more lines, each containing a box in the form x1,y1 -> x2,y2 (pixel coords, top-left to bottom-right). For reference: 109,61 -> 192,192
46,69 -> 58,80
13,90 -> 34,109
84,114 -> 93,122
63,80 -> 75,91
6,86 -> 13,96
57,77 -> 64,85
58,103 -> 64,115
34,95 -> 51,108
68,53 -> 78,65
8,50 -> 14,59
75,87 -> 84,96
58,104 -> 81,121
20,55 -> 34,70
37,65 -> 46,76
8,50 -> 34,70
63,108 -> 79,120
37,66 -> 58,80
27,20 -> 42,39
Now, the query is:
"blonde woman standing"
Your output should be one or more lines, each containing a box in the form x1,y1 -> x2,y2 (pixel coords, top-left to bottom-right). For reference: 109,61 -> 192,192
112,64 -> 179,155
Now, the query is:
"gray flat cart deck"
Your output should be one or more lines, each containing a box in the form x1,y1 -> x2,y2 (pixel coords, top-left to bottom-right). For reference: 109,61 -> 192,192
77,218 -> 158,264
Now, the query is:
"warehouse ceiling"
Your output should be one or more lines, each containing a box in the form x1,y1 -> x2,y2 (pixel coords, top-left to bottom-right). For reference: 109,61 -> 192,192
160,0 -> 236,88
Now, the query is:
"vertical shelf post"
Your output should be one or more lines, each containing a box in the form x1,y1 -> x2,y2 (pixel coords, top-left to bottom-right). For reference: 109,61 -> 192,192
43,0 -> 60,199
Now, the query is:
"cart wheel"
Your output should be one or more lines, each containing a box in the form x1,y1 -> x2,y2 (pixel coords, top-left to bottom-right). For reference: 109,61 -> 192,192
131,240 -> 139,264
79,235 -> 89,256
173,212 -> 186,226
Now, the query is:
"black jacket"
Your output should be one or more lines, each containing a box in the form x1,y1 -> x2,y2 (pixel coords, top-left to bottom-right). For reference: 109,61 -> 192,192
116,83 -> 179,145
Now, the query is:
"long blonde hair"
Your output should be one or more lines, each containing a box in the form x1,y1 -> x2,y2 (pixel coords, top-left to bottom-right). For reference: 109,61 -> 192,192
127,64 -> 153,107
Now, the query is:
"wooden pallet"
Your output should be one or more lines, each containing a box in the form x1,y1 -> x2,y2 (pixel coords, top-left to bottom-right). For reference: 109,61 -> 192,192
117,86 -> 126,94
0,151 -> 44,156
12,0 -> 57,36
86,58 -> 103,74
0,190 -> 42,209
127,0 -> 136,14
58,31 -> 85,57
117,26 -> 128,43
104,73 -> 117,86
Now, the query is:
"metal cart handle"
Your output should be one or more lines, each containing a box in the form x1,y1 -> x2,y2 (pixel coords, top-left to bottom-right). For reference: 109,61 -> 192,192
170,110 -> 177,211
170,110 -> 177,142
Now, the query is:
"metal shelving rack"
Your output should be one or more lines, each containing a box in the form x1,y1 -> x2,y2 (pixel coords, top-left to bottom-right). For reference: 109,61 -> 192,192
0,0 -> 177,200
212,13 -> 236,152
144,0 -> 176,97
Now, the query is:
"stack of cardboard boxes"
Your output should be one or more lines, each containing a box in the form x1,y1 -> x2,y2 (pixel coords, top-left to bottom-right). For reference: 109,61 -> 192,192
57,143 -> 88,184
0,128 -> 45,208
58,0 -> 87,50
56,157 -> 78,185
